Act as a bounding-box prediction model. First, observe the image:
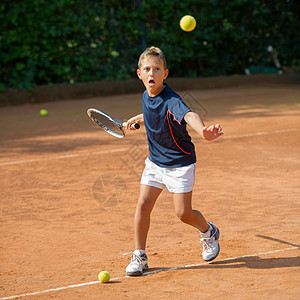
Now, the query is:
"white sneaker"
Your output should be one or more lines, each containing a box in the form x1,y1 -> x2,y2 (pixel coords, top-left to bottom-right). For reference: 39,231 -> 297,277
125,252 -> 148,276
200,222 -> 220,261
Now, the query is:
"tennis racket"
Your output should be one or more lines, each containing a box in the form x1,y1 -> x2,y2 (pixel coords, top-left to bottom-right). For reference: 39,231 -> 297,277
87,108 -> 140,138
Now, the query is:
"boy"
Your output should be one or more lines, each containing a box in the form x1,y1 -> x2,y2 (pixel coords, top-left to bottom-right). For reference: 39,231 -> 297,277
124,46 -> 223,276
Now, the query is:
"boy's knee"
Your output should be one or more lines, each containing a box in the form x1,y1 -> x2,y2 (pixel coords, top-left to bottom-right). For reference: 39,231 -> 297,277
176,210 -> 192,223
137,198 -> 153,215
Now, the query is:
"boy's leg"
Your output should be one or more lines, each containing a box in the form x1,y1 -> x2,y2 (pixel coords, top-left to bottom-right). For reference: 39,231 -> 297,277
135,184 -> 162,249
126,184 -> 162,276
173,191 -> 209,232
173,191 -> 220,261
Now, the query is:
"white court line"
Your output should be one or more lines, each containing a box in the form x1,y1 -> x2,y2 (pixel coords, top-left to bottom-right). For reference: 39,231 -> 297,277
221,128 -> 297,139
0,128 -> 297,167
0,148 -> 128,167
1,246 -> 298,300
192,127 -> 297,143
142,246 -> 299,275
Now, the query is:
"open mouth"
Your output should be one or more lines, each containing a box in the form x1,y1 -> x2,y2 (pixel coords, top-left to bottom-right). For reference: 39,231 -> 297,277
149,79 -> 155,87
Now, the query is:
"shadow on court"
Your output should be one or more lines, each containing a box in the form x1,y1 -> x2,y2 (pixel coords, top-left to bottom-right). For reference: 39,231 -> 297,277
144,253 -> 300,276
208,255 -> 300,269
256,235 -> 300,248
99,280 -> 122,284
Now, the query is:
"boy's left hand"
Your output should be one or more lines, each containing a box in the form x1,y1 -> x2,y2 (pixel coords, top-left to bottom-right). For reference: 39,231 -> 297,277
203,124 -> 223,141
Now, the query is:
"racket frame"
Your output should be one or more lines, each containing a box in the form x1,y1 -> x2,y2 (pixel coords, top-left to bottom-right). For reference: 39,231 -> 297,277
87,108 -> 125,138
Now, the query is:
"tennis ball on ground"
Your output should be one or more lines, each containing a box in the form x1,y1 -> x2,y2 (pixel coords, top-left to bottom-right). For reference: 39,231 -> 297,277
180,15 -> 196,32
40,109 -> 48,116
98,271 -> 110,283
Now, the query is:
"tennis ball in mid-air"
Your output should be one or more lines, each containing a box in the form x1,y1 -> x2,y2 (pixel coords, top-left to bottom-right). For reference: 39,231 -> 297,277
40,109 -> 48,116
180,15 -> 196,32
98,271 -> 110,283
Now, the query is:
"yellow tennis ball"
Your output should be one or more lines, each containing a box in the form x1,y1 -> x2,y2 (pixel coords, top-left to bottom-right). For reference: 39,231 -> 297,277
98,271 -> 110,283
40,109 -> 48,116
180,15 -> 196,32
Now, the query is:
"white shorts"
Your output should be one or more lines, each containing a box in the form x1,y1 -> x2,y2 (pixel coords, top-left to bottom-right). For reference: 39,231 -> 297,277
140,158 -> 196,193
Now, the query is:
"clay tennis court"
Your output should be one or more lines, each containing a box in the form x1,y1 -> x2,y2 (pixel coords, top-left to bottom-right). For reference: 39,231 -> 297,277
1,78 -> 299,299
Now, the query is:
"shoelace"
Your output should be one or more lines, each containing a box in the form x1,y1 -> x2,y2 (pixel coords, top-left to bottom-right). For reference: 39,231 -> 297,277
123,252 -> 145,265
200,229 -> 217,251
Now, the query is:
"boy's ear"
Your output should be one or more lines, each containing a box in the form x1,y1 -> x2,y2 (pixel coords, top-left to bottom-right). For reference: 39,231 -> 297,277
164,69 -> 169,80
137,69 -> 142,80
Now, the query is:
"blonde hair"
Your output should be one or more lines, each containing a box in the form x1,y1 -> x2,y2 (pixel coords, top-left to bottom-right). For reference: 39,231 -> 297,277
138,46 -> 167,70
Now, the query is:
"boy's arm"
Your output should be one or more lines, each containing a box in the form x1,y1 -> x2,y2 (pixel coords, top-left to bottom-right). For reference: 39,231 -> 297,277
184,111 -> 223,141
124,113 -> 144,130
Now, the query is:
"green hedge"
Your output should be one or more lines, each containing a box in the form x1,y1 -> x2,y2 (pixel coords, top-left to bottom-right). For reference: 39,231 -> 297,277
0,0 -> 299,91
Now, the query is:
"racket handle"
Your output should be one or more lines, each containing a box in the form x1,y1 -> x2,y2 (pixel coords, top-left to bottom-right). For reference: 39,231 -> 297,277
132,123 -> 140,130
123,122 -> 140,130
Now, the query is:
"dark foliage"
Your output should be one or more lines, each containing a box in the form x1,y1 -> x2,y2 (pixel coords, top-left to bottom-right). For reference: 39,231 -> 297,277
0,0 -> 299,91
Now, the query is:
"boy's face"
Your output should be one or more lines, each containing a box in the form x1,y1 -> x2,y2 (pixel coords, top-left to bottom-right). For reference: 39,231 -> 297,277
137,56 -> 169,97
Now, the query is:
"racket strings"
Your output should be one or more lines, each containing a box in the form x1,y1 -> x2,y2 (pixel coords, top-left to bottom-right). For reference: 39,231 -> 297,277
90,111 -> 123,135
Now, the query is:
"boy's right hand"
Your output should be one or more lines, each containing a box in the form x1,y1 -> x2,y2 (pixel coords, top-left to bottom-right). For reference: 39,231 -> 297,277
124,114 -> 144,130
124,119 -> 138,130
